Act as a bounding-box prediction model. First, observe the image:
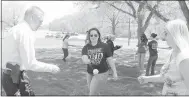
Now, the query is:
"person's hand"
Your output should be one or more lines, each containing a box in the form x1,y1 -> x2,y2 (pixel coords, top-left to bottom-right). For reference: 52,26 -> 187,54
138,76 -> 149,84
51,65 -> 60,74
85,58 -> 91,64
82,56 -> 91,64
112,72 -> 118,81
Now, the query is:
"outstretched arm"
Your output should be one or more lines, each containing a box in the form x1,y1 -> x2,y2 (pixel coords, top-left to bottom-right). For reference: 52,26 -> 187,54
19,32 -> 59,73
179,58 -> 189,93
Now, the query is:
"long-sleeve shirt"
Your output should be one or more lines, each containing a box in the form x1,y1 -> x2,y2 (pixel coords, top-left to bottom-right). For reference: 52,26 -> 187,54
2,21 -> 56,72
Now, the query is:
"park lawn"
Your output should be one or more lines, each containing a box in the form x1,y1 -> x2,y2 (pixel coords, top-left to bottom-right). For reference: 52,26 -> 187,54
1,38 -> 170,96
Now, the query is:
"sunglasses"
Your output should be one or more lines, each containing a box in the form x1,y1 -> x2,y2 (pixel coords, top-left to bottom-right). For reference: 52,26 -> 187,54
90,34 -> 98,37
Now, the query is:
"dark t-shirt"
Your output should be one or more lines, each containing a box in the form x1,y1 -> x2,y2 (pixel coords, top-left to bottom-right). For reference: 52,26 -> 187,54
82,42 -> 112,74
106,40 -> 114,55
148,40 -> 158,56
106,40 -> 121,56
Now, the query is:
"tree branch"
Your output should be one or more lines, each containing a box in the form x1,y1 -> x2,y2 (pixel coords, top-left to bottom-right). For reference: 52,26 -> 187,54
178,1 -> 189,27
142,10 -> 153,33
146,1 -> 169,22
115,20 -> 119,26
125,1 -> 136,18
104,1 -> 136,18
104,12 -> 113,22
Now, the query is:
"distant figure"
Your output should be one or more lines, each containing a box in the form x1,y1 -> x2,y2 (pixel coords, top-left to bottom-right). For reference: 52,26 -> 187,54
146,33 -> 158,76
106,35 -> 122,56
137,34 -> 148,74
62,34 -> 70,62
138,19 -> 189,95
85,31 -> 90,45
81,28 -> 118,95
2,6 -> 60,96
106,35 -> 122,76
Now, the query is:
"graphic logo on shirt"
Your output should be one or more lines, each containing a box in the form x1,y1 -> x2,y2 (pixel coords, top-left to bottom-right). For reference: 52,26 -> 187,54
152,43 -> 157,49
88,48 -> 103,65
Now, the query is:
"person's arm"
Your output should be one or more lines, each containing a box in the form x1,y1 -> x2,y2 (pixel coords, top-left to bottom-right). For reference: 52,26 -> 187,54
107,56 -> 117,76
179,58 -> 189,91
19,32 -> 59,73
81,45 -> 90,64
114,45 -> 122,51
146,42 -> 150,51
66,40 -> 76,47
138,74 -> 164,84
146,74 -> 164,83
105,44 -> 117,79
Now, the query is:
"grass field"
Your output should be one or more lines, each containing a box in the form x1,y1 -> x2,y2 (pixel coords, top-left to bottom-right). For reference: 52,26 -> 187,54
2,37 -> 171,96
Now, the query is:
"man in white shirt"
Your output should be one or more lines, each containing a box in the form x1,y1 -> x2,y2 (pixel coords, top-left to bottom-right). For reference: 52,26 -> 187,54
2,6 -> 60,96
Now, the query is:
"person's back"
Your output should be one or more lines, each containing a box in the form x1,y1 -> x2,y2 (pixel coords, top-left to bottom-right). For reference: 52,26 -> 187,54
2,21 -> 32,70
148,40 -> 158,56
62,39 -> 69,48
106,39 -> 114,55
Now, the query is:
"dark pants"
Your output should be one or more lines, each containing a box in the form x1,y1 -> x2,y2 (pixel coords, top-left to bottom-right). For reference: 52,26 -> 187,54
2,69 -> 35,96
145,55 -> 158,76
62,48 -> 68,61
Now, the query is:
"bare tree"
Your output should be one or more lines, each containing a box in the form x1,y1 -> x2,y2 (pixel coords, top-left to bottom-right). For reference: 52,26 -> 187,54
101,4 -> 124,35
2,2 -> 25,30
103,1 -> 160,44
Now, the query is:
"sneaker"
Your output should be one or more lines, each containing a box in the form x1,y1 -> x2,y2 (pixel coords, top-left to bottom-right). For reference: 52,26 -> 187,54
62,58 -> 66,62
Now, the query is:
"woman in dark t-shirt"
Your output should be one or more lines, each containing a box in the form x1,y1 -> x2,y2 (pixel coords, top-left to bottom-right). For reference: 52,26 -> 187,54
145,33 -> 158,76
82,28 -> 118,95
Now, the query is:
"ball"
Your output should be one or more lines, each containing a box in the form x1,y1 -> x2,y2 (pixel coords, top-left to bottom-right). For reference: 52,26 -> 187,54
93,69 -> 99,75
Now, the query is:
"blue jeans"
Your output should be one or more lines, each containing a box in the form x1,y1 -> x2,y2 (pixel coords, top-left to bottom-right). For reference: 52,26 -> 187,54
145,55 -> 158,76
62,48 -> 68,61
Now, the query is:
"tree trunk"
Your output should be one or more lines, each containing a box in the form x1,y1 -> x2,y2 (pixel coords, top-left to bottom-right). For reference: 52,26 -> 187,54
128,18 -> 131,46
112,16 -> 116,35
112,26 -> 116,35
137,11 -> 145,45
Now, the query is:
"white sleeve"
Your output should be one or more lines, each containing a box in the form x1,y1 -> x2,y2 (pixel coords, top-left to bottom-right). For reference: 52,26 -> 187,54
19,31 -> 55,72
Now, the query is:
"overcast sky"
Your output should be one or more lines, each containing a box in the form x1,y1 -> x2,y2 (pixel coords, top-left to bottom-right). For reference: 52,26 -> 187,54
3,1 -> 80,24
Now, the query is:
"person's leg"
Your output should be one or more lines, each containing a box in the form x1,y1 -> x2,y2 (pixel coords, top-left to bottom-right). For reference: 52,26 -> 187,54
137,53 -> 142,71
151,55 -> 158,75
64,49 -> 68,60
86,73 -> 93,90
89,72 -> 108,95
140,53 -> 146,72
145,56 -> 153,76
63,48 -> 68,61
19,71 -> 35,96
2,72 -> 18,96
62,48 -> 65,60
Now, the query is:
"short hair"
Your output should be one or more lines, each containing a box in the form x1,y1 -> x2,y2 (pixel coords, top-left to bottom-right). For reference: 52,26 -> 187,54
24,6 -> 44,19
